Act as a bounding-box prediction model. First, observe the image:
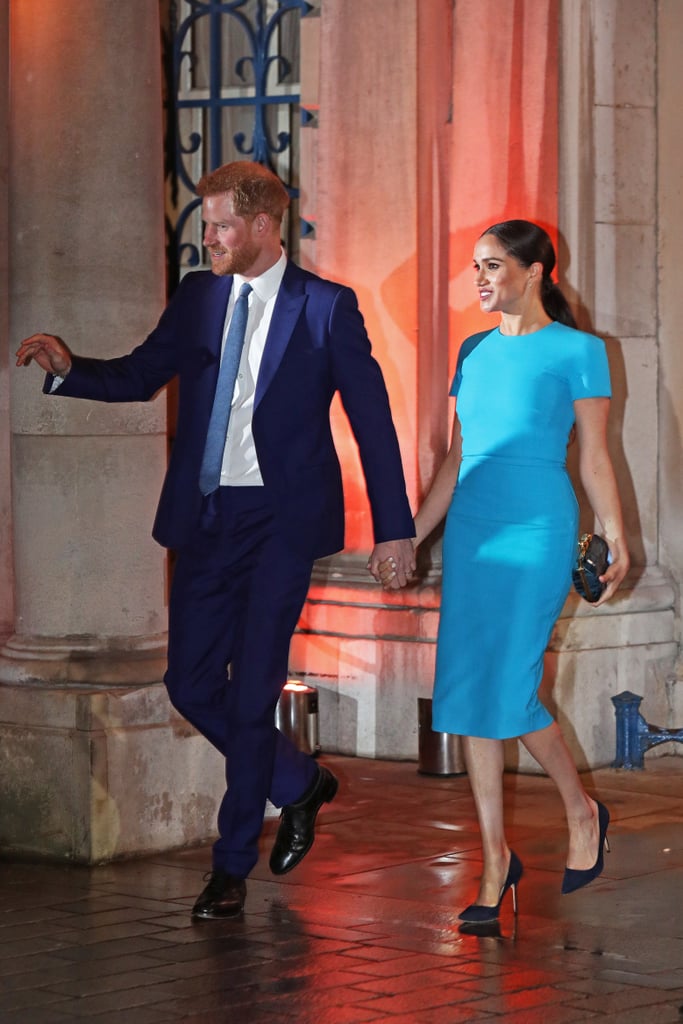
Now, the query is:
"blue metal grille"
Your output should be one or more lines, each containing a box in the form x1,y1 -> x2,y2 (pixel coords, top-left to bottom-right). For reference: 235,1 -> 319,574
165,0 -> 313,276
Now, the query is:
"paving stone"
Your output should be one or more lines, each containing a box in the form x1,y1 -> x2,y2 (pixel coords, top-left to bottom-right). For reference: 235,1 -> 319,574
1,754 -> 682,1022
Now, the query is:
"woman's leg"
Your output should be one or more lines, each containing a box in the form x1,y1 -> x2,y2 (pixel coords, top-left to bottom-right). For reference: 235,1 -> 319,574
460,735 -> 511,906
521,721 -> 600,870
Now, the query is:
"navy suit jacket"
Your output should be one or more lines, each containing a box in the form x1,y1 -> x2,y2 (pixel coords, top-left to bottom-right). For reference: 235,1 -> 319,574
46,260 -> 414,557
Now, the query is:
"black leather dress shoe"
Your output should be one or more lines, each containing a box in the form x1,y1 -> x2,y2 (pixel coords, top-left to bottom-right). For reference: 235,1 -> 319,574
191,870 -> 246,919
269,765 -> 338,876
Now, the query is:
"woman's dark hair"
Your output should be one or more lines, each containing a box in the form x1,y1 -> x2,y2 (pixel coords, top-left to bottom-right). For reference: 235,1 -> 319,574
480,219 -> 577,328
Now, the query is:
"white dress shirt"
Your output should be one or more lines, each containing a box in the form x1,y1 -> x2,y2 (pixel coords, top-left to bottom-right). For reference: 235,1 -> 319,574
219,249 -> 287,486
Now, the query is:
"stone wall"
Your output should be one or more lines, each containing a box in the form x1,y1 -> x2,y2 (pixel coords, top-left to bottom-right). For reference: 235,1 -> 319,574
1,0 -> 682,864
0,0 -> 12,643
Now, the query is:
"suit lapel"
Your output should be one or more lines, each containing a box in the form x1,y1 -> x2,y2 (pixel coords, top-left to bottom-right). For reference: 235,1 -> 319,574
195,275 -> 232,423
255,262 -> 306,409
203,275 -> 232,364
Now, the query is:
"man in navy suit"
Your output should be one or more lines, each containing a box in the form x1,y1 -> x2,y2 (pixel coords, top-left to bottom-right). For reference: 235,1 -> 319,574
16,161 -> 415,918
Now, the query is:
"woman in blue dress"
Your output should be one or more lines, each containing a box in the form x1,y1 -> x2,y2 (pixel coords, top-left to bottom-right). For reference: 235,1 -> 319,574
384,221 -> 629,923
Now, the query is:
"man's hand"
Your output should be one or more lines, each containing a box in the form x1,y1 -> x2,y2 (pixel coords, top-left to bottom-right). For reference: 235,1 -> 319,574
16,333 -> 72,377
367,538 -> 416,590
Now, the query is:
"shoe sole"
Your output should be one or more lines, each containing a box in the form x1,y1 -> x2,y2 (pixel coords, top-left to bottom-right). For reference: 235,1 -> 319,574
191,905 -> 244,920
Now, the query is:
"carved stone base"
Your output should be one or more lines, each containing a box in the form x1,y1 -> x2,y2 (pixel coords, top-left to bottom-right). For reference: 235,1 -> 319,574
0,633 -> 168,686
0,680 -> 225,863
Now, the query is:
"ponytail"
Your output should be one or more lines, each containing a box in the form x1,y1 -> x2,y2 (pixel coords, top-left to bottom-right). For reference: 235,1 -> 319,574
541,276 -> 577,328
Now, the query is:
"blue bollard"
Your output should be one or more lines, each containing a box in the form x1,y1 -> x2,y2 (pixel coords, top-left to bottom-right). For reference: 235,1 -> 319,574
612,689 -> 683,769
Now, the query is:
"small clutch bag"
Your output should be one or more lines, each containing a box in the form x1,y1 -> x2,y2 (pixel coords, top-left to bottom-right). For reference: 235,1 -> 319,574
572,533 -> 609,603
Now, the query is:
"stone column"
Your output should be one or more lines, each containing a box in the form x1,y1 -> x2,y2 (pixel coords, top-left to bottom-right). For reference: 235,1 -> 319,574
0,0 -> 223,861
553,0 -> 678,765
291,0 -> 451,759
657,0 -> 683,705
0,0 -> 12,642
449,0 -> 561,348
6,0 -> 169,678
658,0 -> 683,589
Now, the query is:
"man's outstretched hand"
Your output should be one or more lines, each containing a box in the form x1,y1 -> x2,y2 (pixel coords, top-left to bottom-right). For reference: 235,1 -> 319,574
16,333 -> 72,377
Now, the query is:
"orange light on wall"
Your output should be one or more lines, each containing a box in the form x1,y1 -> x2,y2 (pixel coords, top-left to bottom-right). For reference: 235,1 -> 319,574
307,0 -> 560,554
448,0 -> 560,368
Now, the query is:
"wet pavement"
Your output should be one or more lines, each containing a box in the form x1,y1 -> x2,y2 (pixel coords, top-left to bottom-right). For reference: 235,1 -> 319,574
1,753 -> 683,1023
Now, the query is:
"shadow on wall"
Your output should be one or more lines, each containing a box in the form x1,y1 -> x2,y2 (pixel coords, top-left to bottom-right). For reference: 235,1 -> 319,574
539,649 -> 596,775
565,331 -> 645,570
658,382 -> 683,576
558,231 -> 645,570
317,686 -> 359,757
503,649 -> 600,779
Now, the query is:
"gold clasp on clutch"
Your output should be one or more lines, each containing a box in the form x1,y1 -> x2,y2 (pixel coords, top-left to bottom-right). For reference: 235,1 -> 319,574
578,532 -> 592,560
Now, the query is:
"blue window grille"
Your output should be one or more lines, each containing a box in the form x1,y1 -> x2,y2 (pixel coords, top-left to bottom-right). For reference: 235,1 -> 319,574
163,0 -> 314,282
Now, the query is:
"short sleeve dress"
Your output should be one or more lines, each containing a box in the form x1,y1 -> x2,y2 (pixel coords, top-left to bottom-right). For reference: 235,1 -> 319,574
431,321 -> 611,739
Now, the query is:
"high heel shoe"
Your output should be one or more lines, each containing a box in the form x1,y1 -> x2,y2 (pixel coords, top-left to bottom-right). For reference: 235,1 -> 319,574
458,850 -> 523,923
561,801 -> 610,895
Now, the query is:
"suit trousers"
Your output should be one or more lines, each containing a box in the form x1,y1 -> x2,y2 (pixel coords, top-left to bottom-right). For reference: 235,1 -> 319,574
164,486 -> 317,877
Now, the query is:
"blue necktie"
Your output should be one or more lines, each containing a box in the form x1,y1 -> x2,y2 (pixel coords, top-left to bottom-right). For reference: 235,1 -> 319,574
199,282 -> 252,495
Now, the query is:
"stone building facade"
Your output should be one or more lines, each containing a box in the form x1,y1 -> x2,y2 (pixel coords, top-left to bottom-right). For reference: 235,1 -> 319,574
0,0 -> 681,861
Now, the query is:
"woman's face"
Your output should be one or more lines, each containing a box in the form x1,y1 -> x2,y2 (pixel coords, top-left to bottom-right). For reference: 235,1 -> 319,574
472,234 -> 534,315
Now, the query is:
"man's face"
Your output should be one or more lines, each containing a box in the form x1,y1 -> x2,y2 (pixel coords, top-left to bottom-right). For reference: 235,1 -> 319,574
202,193 -> 261,277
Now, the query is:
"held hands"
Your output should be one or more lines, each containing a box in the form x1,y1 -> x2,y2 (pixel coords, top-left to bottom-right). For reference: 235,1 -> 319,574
367,538 -> 416,591
15,333 -> 72,377
594,536 -> 630,607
